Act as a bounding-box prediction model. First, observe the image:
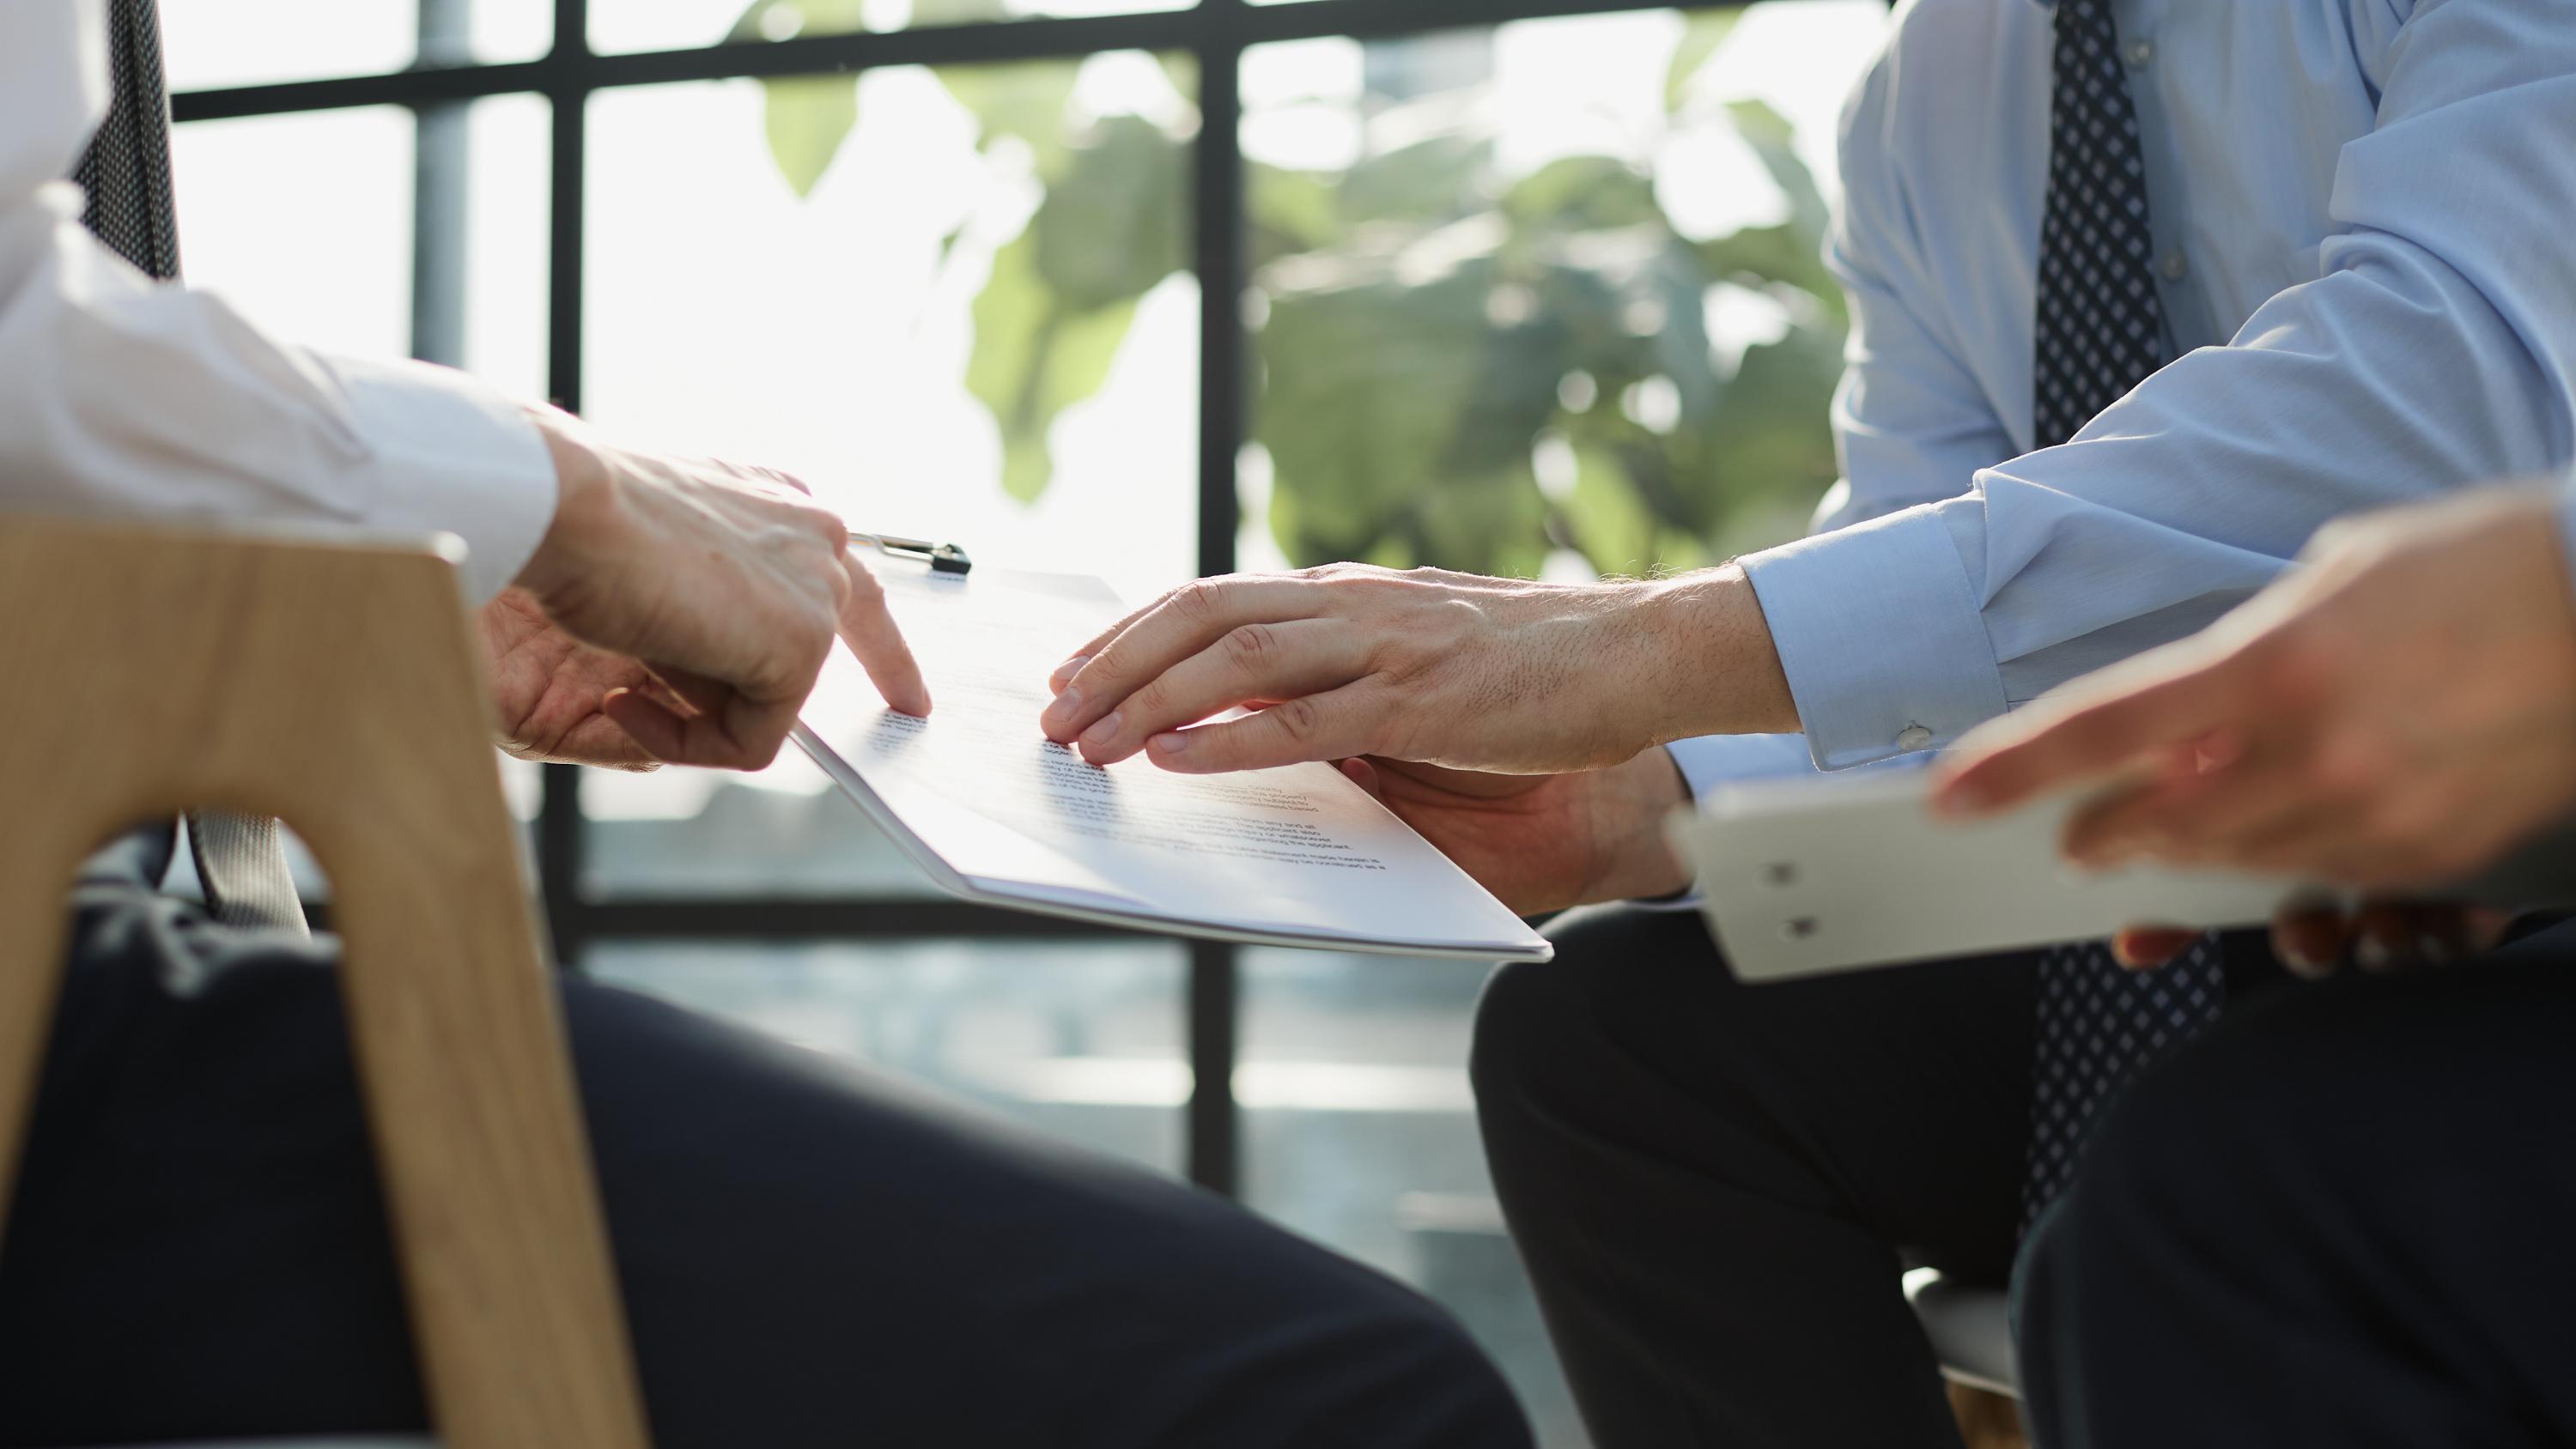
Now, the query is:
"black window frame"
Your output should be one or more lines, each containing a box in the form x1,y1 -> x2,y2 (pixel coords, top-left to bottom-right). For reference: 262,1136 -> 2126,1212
173,0 -> 1868,1201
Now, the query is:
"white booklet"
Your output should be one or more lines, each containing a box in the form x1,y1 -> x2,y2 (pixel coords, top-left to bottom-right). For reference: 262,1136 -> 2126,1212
792,560 -> 1552,961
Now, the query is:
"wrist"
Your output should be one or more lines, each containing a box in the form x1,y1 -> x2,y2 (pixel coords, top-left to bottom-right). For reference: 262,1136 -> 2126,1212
516,404 -> 620,599
1625,566 -> 1796,746
1591,747 -> 1694,901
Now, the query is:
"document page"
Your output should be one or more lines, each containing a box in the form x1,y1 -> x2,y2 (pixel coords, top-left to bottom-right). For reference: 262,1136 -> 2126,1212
793,561 -> 1551,961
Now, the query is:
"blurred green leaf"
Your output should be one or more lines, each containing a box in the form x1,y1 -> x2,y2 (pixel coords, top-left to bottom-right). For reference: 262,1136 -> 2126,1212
909,0 -> 1010,23
1698,223 -> 1842,324
1414,469 -> 1552,579
1249,164 -> 1343,267
1157,53 -> 1200,113
728,0 -> 867,196
726,0 -> 866,42
969,231 -> 1140,502
1559,444 -> 1657,575
1033,114 -> 1186,310
928,9 -> 1852,570
759,75 -> 859,197
1259,268 -> 1491,565
935,60 -> 1079,177
1504,156 -> 1662,233
1727,99 -> 1831,240
1338,131 -> 1493,227
1666,9 -> 1744,109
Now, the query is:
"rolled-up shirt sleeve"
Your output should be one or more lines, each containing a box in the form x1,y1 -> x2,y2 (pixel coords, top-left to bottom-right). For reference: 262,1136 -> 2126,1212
0,0 -> 555,604
1741,0 -> 2576,771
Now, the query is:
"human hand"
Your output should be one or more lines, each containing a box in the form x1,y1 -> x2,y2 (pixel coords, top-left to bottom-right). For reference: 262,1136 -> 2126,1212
1034,563 -> 1791,777
480,586 -> 662,768
1931,488 -> 2576,888
506,405 -> 930,770
2111,900 -> 2511,977
1338,750 -> 1692,914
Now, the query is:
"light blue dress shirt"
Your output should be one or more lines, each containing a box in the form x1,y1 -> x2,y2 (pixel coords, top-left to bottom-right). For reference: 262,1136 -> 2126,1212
1669,0 -> 2576,797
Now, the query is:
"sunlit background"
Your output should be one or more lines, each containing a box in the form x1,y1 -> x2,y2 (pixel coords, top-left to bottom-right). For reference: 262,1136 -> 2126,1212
167,3 -> 1888,1440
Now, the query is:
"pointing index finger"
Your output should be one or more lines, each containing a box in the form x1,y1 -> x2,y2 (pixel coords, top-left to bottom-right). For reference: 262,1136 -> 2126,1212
841,548 -> 933,718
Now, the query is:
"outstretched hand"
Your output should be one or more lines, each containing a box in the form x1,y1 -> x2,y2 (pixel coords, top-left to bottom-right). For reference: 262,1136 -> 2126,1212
1032,562 -> 1789,778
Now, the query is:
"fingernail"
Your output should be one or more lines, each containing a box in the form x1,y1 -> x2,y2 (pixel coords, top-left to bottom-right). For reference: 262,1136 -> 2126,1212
2354,934 -> 2394,973
1041,685 -> 1079,729
1079,712 -> 1123,749
1930,782 -> 1983,818
1147,732 -> 1188,757
2281,943 -> 2331,979
1050,657 -> 1086,691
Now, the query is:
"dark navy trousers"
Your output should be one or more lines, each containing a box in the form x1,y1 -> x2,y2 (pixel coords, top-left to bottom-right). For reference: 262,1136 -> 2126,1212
0,828 -> 1528,1448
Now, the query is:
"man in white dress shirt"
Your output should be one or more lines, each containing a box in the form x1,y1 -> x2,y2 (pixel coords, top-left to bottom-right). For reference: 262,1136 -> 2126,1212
1033,0 -> 2576,1442
0,3 -> 1531,1445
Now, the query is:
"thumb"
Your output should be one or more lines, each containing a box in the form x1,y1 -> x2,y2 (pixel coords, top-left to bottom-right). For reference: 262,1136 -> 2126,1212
1339,758 -> 1382,799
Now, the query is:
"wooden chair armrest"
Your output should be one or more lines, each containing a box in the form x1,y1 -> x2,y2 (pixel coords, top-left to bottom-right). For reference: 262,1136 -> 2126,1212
0,517 -> 648,1448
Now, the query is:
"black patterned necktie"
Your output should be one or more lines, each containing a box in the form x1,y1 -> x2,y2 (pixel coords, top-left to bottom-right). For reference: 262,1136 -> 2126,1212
2018,0 -> 2215,1232
76,0 -> 308,937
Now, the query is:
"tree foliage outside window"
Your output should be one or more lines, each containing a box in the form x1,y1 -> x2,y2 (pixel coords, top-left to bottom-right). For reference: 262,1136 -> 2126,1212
733,1 -> 1846,578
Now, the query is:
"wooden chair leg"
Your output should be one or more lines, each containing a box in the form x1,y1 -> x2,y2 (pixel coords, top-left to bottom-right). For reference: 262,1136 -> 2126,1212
1950,1381 -> 2030,1449
0,518 -> 649,1448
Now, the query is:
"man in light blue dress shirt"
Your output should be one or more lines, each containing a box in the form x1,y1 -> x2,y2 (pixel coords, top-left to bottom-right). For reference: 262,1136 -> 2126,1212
1037,0 -> 2576,1442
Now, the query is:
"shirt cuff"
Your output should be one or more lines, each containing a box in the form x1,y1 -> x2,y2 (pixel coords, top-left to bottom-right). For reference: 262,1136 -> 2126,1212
1665,732 -> 1819,801
1737,502 -> 2010,772
313,351 -> 557,605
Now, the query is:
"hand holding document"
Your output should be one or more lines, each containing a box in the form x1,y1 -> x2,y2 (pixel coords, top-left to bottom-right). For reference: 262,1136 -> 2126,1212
793,560 -> 1552,961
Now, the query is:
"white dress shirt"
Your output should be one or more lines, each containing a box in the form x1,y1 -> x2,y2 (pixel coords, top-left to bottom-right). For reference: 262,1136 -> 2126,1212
0,0 -> 556,605
1672,0 -> 2576,795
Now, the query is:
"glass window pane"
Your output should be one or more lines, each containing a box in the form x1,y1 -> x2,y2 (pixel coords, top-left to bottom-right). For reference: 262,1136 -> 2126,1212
169,95 -> 550,392
591,939 -> 1189,1174
591,0 -> 1188,58
1237,4 -> 1889,581
460,95 -> 556,401
580,56 -> 1199,894
165,1 -> 553,93
1237,949 -> 1586,1446
173,106 -> 416,365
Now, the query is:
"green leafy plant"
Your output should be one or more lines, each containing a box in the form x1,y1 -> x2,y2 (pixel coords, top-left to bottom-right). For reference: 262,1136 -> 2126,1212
738,4 -> 1848,575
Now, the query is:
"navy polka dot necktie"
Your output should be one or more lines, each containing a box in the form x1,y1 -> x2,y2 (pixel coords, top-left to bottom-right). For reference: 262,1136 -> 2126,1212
2019,0 -> 2219,1233
76,0 -> 308,937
